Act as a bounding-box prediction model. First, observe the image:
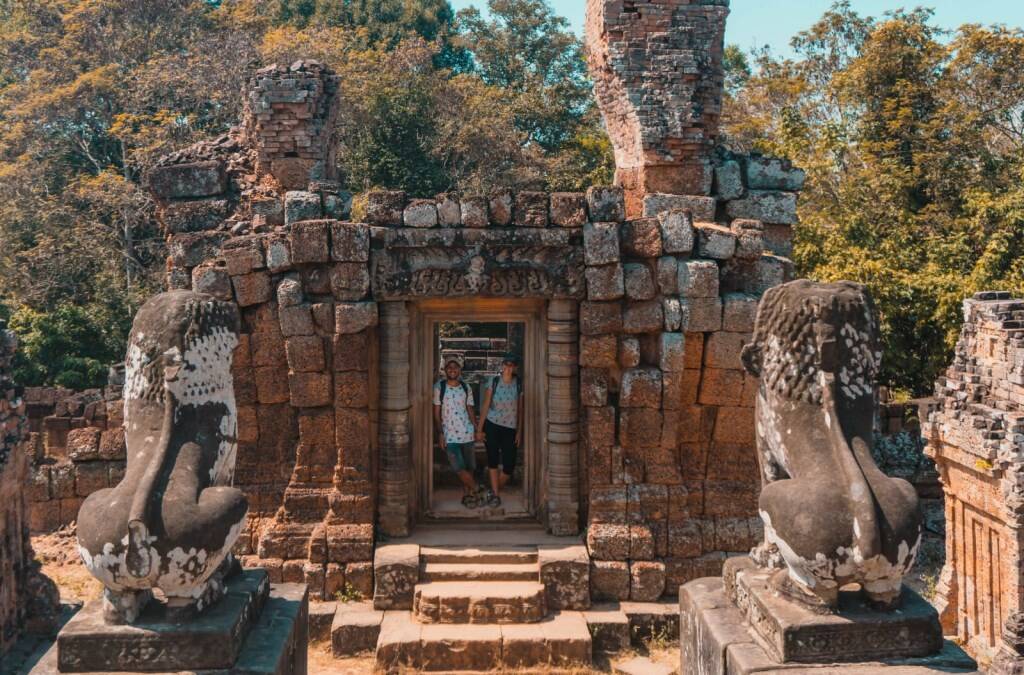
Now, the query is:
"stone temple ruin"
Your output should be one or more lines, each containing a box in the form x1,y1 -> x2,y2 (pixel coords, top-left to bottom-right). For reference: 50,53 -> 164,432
5,0 -> 1020,673
0,328 -> 59,657
924,292 -> 1024,673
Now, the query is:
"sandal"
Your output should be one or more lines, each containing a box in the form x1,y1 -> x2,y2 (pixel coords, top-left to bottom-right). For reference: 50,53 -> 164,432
461,493 -> 478,509
487,494 -> 502,508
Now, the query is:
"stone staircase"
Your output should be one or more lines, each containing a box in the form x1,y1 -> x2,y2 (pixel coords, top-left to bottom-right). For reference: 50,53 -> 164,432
321,525 -> 683,672
339,526 -> 594,672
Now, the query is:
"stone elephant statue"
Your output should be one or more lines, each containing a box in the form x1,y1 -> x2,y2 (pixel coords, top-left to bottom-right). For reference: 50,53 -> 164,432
76,290 -> 247,623
740,280 -> 922,611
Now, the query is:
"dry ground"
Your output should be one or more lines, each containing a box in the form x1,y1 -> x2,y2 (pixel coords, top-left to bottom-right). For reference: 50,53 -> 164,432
31,530 -> 680,674
32,526 -> 103,605
307,639 -> 679,674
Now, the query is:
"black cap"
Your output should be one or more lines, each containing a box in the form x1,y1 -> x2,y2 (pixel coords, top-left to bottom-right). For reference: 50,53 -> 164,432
502,352 -> 520,365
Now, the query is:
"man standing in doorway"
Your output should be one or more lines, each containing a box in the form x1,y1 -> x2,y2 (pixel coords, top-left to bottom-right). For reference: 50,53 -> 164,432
433,355 -> 481,509
476,353 -> 523,508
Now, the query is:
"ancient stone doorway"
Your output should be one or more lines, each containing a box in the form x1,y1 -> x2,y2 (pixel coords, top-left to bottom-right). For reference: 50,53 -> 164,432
409,299 -> 547,522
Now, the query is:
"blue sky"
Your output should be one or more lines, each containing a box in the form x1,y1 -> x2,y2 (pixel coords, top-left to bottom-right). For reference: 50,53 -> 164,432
450,1 -> 1024,57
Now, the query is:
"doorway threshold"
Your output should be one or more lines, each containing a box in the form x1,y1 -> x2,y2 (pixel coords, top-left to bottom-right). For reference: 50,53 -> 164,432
406,523 -> 582,547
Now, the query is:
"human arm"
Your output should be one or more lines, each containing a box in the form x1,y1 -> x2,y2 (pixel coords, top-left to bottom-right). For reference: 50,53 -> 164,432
433,386 -> 446,447
476,383 -> 494,441
465,387 -> 478,431
515,390 -> 524,447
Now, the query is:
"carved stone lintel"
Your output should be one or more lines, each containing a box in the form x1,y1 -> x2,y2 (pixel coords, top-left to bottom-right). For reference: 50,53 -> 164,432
371,238 -> 585,300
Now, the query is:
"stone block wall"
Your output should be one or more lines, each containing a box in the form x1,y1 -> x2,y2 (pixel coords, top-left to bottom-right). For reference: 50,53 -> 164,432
578,179 -> 799,602
24,386 -> 123,533
923,292 -> 1024,666
0,332 -> 58,653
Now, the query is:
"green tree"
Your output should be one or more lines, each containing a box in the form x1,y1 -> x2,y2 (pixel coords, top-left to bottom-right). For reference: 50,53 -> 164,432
0,0 -> 609,385
7,304 -> 124,389
456,0 -> 592,151
722,4 -> 1024,393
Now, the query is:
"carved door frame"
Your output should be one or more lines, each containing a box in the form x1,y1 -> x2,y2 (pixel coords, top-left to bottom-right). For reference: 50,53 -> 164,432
409,298 -> 547,522
377,297 -> 580,537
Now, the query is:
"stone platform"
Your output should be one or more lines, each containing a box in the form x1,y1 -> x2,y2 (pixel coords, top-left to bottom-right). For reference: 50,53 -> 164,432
29,570 -> 308,675
726,559 -> 943,664
680,576 -> 979,675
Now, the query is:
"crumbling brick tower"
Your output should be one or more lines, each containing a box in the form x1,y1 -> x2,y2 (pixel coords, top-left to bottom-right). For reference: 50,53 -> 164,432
924,292 -> 1024,672
586,0 -> 729,216
245,62 -> 340,191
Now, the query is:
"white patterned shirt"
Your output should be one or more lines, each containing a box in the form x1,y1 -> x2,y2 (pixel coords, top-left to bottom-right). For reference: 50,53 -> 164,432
484,376 -> 520,429
433,381 -> 475,444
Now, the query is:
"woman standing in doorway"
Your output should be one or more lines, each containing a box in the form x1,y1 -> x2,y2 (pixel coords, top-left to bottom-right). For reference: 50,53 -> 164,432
476,352 -> 523,508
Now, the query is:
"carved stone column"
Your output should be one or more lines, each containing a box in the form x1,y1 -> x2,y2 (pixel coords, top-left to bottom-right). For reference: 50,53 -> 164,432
378,301 -> 411,537
547,299 -> 580,535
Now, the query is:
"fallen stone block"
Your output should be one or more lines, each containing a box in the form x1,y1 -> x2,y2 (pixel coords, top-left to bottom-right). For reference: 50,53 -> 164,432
330,600 -> 383,656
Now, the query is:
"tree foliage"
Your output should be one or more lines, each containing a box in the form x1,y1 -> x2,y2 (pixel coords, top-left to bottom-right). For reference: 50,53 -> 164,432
723,2 -> 1024,394
0,0 -> 612,386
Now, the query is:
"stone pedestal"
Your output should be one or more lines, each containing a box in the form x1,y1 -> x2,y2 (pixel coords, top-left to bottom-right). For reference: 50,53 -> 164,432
31,570 -> 308,675
726,559 -> 942,664
680,574 -> 979,675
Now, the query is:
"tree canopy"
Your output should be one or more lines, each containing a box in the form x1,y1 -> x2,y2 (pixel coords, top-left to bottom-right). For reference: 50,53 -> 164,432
723,2 -> 1024,394
1,0 -> 1021,396
0,0 -> 612,386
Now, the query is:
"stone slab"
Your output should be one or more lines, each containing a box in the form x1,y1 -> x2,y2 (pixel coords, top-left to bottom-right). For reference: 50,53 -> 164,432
679,577 -> 978,675
30,580 -> 308,675
420,562 -> 539,582
375,610 -> 423,672
56,570 -> 270,672
419,624 -> 502,672
330,600 -> 383,657
373,544 -> 419,610
621,599 -> 680,646
583,604 -> 631,654
538,611 -> 593,667
615,655 -> 676,675
412,581 -> 547,624
734,568 -> 943,664
307,601 -> 336,642
231,583 -> 308,675
538,544 -> 591,610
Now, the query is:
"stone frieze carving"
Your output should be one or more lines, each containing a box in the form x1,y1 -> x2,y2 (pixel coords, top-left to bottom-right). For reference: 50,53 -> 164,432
371,244 -> 585,300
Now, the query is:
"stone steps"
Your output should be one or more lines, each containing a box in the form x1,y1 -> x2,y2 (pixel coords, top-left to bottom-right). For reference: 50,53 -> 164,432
419,545 -> 538,565
420,561 -> 539,582
412,581 -> 547,624
375,609 -> 592,673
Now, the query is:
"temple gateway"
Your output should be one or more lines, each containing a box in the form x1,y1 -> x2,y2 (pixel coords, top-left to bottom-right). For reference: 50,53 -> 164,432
6,1 -> 1019,674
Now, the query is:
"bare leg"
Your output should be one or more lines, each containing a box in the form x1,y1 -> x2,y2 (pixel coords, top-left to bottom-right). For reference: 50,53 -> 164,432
489,468 -> 501,495
457,470 -> 476,495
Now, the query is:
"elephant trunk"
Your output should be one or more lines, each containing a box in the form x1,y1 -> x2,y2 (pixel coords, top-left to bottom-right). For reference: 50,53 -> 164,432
125,394 -> 175,579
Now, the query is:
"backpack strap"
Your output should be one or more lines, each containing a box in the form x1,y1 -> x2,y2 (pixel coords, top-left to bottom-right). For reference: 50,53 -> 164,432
492,374 -> 521,397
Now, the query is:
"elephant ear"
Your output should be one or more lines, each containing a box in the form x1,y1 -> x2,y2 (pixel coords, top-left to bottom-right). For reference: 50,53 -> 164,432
741,341 -> 763,377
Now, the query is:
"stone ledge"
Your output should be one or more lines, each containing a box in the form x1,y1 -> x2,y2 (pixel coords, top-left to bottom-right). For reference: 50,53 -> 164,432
679,577 -> 978,675
30,578 -> 308,675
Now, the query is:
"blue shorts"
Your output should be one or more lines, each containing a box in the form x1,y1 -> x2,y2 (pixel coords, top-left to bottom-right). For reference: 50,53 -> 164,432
446,442 -> 476,473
